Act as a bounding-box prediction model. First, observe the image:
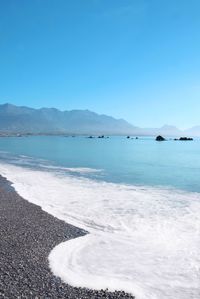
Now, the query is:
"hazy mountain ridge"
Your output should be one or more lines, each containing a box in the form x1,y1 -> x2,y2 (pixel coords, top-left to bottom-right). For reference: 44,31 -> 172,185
0,103 -> 138,135
0,103 -> 199,136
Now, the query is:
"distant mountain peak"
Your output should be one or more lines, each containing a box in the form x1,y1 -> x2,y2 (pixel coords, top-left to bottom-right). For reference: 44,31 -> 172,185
160,125 -> 181,132
2,103 -> 15,108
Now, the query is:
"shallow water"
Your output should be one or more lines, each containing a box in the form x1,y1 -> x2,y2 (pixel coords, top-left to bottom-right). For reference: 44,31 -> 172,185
0,136 -> 199,298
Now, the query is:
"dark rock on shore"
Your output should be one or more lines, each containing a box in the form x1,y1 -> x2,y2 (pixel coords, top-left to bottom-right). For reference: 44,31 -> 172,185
0,176 -> 134,299
155,135 -> 165,141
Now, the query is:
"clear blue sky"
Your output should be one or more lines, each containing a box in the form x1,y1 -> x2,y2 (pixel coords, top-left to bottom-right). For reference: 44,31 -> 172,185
0,0 -> 200,128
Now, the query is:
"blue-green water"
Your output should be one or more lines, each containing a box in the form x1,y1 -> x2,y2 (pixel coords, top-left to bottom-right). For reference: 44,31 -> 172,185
0,135 -> 199,299
0,135 -> 200,192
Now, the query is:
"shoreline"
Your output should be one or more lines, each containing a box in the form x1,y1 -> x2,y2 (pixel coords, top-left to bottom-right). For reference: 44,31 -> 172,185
0,175 -> 134,298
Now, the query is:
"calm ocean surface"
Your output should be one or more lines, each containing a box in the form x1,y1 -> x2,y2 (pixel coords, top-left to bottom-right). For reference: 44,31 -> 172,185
0,135 -> 200,191
0,136 -> 199,299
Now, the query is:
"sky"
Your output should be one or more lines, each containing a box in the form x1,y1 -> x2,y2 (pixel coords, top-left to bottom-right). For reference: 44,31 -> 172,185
0,0 -> 200,129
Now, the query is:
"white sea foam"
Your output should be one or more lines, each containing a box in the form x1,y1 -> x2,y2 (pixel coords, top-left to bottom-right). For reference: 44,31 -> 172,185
0,151 -> 102,174
0,163 -> 199,299
37,165 -> 102,173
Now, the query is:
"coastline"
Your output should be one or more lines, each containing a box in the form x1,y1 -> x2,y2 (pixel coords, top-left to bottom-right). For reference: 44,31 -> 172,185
0,175 -> 134,299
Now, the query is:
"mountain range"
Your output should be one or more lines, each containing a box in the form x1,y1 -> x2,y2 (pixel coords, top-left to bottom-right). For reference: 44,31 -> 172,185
0,103 -> 199,136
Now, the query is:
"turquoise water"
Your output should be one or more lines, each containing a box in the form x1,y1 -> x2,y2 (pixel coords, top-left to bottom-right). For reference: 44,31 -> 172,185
0,135 -> 200,191
0,135 -> 199,299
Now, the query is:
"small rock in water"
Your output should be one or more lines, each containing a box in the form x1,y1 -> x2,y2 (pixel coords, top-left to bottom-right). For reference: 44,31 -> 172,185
155,135 -> 165,141
179,137 -> 193,141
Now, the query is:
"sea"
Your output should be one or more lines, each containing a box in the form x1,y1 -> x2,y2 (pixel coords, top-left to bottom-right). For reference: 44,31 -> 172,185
0,135 -> 199,299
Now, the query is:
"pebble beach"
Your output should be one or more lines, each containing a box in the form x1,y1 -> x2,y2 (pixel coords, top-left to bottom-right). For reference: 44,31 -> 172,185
0,175 -> 134,299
